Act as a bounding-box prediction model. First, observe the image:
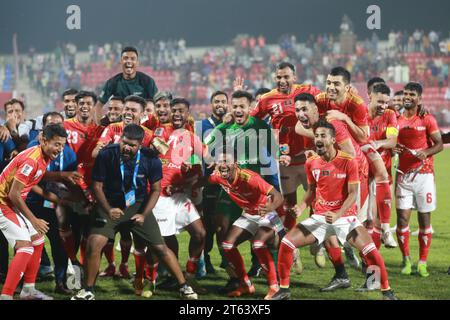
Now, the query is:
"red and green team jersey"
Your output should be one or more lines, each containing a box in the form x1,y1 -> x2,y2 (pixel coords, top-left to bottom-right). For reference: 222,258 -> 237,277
251,84 -> 321,160
0,146 -> 49,206
209,168 -> 274,215
98,122 -> 154,147
305,151 -> 359,217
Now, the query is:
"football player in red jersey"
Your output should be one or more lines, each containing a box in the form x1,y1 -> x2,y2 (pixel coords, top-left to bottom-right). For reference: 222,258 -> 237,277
63,91 -> 105,266
315,67 -> 394,248
294,93 -> 371,292
394,82 -> 443,277
209,152 -> 284,299
0,124 -> 67,300
270,119 -> 397,301
366,83 -> 399,249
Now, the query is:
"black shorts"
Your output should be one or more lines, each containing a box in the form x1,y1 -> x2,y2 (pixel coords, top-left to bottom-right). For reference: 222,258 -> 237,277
90,201 -> 164,246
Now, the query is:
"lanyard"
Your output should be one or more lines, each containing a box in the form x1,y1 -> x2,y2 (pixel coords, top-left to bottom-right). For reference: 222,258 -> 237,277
47,150 -> 64,171
120,149 -> 141,192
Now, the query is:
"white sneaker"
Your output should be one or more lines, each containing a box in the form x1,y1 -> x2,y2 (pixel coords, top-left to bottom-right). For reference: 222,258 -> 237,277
20,288 -> 54,300
382,230 -> 398,248
179,284 -> 198,300
343,245 -> 360,270
71,289 -> 95,300
292,248 -> 303,275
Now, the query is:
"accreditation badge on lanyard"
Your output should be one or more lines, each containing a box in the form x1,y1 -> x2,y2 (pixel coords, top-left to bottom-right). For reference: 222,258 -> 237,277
121,150 -> 141,208
44,150 -> 64,209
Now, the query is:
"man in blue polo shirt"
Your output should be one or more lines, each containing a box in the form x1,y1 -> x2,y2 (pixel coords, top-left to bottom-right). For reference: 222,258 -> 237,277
71,124 -> 197,300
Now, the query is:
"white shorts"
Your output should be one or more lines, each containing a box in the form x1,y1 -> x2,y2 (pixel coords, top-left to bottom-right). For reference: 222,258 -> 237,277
279,164 -> 307,195
0,206 -> 38,248
301,214 -> 362,246
153,193 -> 201,237
396,173 -> 436,212
232,212 -> 283,236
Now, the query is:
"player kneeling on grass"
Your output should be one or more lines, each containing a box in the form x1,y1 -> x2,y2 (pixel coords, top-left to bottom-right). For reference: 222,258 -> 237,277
207,151 -> 284,299
71,124 -> 197,300
270,119 -> 397,300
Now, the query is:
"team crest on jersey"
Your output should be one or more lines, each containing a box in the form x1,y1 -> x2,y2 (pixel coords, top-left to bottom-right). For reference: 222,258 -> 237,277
371,126 -> 379,133
34,169 -> 43,179
284,100 -> 293,106
155,128 -> 164,136
21,164 -> 33,177
322,170 -> 330,177
312,169 -> 321,182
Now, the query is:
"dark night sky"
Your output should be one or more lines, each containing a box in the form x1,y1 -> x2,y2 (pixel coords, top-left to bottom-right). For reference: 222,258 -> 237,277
1,0 -> 449,53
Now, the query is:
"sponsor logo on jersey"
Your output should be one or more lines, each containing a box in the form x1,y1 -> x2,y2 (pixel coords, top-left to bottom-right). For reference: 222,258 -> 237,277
318,199 -> 343,207
21,164 -> 33,177
336,173 -> 347,179
34,169 -> 43,180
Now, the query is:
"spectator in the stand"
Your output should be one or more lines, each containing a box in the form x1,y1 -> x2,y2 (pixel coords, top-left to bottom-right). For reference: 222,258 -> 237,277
95,46 -> 158,124
0,99 -> 30,151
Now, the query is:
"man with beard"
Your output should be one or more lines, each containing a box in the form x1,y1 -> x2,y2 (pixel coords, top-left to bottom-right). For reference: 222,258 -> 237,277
205,90 -> 280,293
197,91 -> 228,275
395,82 -> 443,278
64,91 -> 105,266
92,95 -> 153,279
99,96 -> 124,127
71,124 -> 198,300
270,119 -> 397,301
95,47 -> 158,123
210,151 -> 284,299
294,93 -> 370,292
62,89 -> 78,120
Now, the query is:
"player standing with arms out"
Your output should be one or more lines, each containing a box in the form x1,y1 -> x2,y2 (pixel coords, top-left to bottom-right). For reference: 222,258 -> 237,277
270,119 -> 397,301
0,124 -> 68,300
395,82 -> 443,277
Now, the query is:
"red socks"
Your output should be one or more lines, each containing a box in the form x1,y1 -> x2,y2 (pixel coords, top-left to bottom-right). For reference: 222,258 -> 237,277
186,257 -> 199,275
222,242 -> 248,282
133,249 -> 146,281
326,246 -> 344,267
1,246 -> 34,296
252,240 -> 277,286
376,182 -> 392,224
372,227 -> 382,250
23,237 -> 45,285
396,226 -> 410,257
361,243 -> 390,290
419,227 -> 432,262
278,237 -> 296,288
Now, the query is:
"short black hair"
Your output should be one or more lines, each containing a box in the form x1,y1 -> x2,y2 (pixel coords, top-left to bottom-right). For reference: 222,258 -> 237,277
75,91 -> 97,105
121,46 -> 139,57
231,90 -> 253,104
43,112 -> 64,127
170,97 -> 190,109
61,88 -> 79,100
371,83 -> 391,96
210,91 -> 228,103
313,118 -> 336,138
122,123 -> 144,142
124,95 -> 146,111
294,93 -> 317,104
329,67 -> 351,84
146,98 -> 154,104
108,95 -> 125,104
404,82 -> 423,96
276,62 -> 296,73
394,90 -> 404,96
4,98 -> 25,112
367,77 -> 386,92
255,88 -> 271,98
42,123 -> 68,140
